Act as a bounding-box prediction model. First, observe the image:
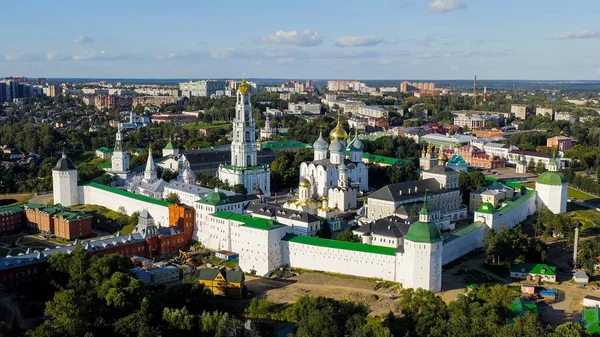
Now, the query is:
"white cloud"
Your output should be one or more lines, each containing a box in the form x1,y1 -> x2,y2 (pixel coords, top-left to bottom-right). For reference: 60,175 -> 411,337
72,51 -> 126,61
3,53 -> 41,62
211,48 -> 298,59
154,51 -> 209,60
335,35 -> 383,47
260,29 -> 323,46
46,53 -> 66,61
415,50 -> 509,58
552,30 -> 600,40
72,35 -> 94,44
415,36 -> 437,46
428,0 -> 466,13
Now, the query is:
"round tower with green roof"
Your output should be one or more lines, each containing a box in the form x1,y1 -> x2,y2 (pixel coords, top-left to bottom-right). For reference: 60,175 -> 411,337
535,151 -> 567,214
401,192 -> 443,292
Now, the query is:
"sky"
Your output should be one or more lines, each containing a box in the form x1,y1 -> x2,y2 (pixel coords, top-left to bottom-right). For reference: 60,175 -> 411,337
1,0 -> 600,80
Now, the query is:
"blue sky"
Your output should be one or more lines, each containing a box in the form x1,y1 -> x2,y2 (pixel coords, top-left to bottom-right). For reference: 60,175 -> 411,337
1,0 -> 600,80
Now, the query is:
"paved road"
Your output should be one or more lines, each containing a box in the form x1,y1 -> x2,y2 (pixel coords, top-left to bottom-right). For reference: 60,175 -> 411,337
28,193 -> 53,204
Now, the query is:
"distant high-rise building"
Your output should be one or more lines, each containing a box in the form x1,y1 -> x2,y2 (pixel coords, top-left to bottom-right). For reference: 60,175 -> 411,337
511,104 -> 527,119
179,80 -> 227,98
400,81 -> 436,92
535,107 -> 554,118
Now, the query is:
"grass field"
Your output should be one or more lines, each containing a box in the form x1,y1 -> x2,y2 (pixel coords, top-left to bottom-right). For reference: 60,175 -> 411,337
183,121 -> 232,132
70,204 -> 128,233
0,247 -> 9,257
567,188 -> 597,201
523,183 -> 596,201
568,209 -> 600,233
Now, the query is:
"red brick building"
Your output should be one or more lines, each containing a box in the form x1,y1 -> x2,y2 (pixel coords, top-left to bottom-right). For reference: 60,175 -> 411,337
169,204 -> 195,244
459,145 -> 506,169
54,212 -> 93,240
23,204 -> 93,240
0,206 -> 25,234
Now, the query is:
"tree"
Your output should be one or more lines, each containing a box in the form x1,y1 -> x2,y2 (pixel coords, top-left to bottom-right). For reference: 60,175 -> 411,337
316,221 -> 332,239
337,228 -> 360,243
232,184 -> 247,195
397,288 -> 447,337
408,204 -> 421,222
527,158 -> 536,173
548,322 -> 587,337
535,161 -> 547,174
578,239 -> 600,272
165,193 -> 181,204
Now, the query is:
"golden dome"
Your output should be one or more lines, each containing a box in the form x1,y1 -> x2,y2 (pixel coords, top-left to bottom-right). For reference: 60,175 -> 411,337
299,178 -> 311,188
238,79 -> 251,94
329,121 -> 348,142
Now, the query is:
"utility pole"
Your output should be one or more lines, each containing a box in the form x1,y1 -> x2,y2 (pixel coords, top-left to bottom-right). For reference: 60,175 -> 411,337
573,226 -> 580,268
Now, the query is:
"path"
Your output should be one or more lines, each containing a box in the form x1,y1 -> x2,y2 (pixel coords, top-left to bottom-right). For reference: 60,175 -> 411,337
474,266 -> 510,283
28,193 -> 53,204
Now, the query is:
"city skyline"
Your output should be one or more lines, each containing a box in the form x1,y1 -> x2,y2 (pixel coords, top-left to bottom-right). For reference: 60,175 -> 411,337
1,0 -> 600,80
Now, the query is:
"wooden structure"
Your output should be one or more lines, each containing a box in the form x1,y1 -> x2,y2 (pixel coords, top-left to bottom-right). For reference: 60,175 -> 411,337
198,268 -> 245,297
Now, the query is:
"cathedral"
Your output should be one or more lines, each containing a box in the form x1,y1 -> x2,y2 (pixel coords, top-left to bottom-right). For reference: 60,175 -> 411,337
299,118 -> 368,198
217,80 -> 271,196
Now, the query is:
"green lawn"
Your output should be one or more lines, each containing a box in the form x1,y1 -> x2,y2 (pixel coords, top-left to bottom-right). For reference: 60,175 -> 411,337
70,204 -> 129,233
19,238 -> 55,248
121,224 -> 136,235
0,247 -> 9,257
568,209 -> 600,233
522,184 -> 596,201
568,188 -> 597,201
182,122 -> 232,132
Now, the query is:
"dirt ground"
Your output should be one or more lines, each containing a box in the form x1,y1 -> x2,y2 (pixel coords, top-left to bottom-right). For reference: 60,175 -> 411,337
245,272 -> 401,316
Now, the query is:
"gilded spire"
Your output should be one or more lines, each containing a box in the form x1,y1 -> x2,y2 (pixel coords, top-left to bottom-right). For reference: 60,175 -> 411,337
438,145 -> 446,162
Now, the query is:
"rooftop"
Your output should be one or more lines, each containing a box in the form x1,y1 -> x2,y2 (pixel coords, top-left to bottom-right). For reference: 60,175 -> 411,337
0,205 -> 23,215
212,211 -> 286,231
510,263 -> 556,276
282,233 -> 397,256
443,222 -> 486,243
81,182 -> 173,207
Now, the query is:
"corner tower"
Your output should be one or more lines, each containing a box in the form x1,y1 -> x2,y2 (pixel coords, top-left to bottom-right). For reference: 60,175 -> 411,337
52,152 -> 79,206
535,152 -> 567,214
399,193 -> 443,292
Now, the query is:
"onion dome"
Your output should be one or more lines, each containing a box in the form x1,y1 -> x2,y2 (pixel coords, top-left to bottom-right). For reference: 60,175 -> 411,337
313,132 -> 329,151
182,166 -> 195,181
338,162 -> 347,170
299,178 -> 311,188
329,114 -> 348,142
329,137 -> 344,152
238,79 -> 251,94
348,133 -> 364,151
